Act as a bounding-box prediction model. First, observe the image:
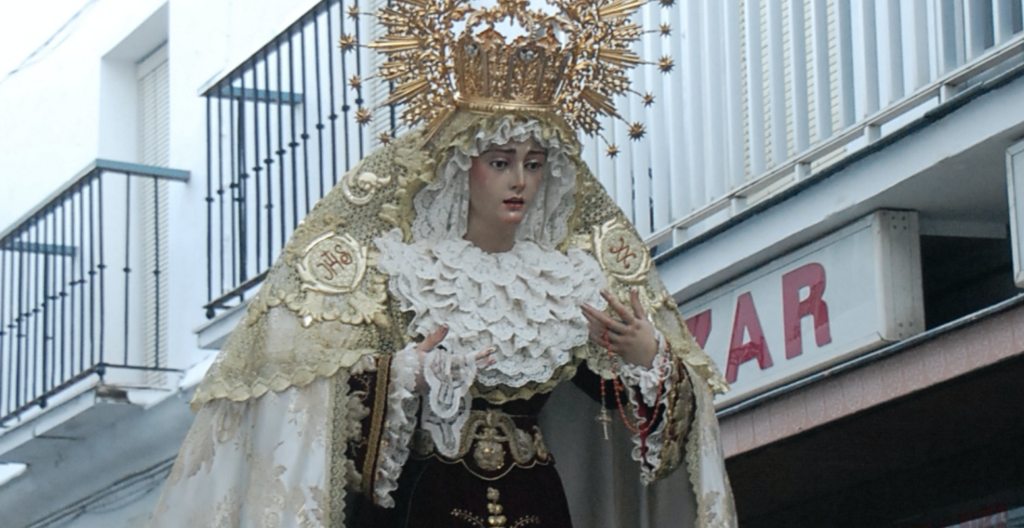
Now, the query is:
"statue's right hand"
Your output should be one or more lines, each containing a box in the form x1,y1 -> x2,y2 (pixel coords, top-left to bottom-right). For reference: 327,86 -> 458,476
415,326 -> 450,354
415,326 -> 495,365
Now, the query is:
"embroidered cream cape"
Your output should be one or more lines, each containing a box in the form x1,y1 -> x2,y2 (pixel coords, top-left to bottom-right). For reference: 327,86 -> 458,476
148,111 -> 737,528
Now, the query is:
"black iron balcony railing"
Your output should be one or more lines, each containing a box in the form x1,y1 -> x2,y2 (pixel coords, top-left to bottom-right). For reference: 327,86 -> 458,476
203,0 -> 387,319
0,160 -> 188,426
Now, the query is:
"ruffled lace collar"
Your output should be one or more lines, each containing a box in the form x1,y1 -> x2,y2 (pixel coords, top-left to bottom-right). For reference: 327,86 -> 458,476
375,229 -> 606,387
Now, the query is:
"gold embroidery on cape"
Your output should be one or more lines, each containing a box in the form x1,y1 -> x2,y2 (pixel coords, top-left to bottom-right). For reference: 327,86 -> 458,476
653,357 -> 694,478
286,234 -> 388,329
450,487 -> 541,528
467,410 -> 534,472
188,110 -> 735,526
342,168 -> 393,205
362,354 -> 392,494
412,409 -> 552,481
328,367 -> 372,528
468,407 -> 548,468
416,409 -> 551,472
593,218 -> 651,282
298,232 -> 368,295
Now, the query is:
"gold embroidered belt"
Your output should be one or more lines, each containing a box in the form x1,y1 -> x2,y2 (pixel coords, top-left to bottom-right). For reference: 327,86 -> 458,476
412,408 -> 552,479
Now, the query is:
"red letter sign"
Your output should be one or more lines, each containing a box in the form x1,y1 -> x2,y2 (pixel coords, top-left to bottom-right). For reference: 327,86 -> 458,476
725,292 -> 773,383
782,262 -> 832,359
685,309 -> 712,348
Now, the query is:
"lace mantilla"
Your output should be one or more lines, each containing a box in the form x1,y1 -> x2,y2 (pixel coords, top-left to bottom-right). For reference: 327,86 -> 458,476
376,230 -> 606,388
412,118 -> 577,250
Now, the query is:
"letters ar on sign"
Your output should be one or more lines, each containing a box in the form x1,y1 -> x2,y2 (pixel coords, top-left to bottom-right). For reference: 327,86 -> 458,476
680,210 -> 925,409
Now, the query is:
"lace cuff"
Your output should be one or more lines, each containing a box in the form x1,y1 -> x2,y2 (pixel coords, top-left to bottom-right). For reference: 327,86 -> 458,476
622,380 -> 671,484
422,344 -> 477,457
617,330 -> 673,407
614,331 -> 673,484
374,344 -> 420,507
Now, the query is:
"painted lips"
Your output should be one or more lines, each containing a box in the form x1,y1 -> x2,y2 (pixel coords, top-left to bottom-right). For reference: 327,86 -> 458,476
503,197 -> 524,210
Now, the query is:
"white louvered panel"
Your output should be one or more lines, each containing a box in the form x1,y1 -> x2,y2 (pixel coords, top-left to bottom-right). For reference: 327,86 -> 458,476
859,0 -> 880,119
723,0 -> 745,192
348,0 -> 377,158
612,106 -> 635,227
835,0 -> 856,128
666,0 -> 689,223
811,0 -> 832,142
964,0 -> 991,60
629,2 -> 652,237
828,0 -> 842,133
909,0 -> 932,91
138,45 -> 170,384
788,0 -> 810,154
931,0 -> 948,76
366,0 -> 390,146
994,0 -> 1016,43
804,0 -> 817,146
814,0 -> 848,171
780,0 -> 795,159
885,0 -> 905,104
596,120 -> 615,200
336,1 -> 355,173
742,0 -> 767,179
684,0 -> 707,209
761,0 -> 774,171
702,0 -> 726,203
767,0 -> 786,167
938,0 -> 966,76
739,0 -> 751,180
644,1 -> 671,231
613,44 -> 639,227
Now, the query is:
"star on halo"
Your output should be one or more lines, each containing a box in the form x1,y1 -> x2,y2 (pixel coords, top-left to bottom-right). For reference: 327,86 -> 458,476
658,55 -> 675,73
355,107 -> 372,125
338,34 -> 356,52
628,122 -> 646,140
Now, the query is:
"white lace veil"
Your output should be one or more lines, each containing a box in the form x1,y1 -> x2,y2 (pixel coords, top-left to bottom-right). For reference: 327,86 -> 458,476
410,117 -> 577,249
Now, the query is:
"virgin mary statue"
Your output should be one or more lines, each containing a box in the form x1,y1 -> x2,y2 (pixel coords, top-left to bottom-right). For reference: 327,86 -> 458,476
148,1 -> 736,526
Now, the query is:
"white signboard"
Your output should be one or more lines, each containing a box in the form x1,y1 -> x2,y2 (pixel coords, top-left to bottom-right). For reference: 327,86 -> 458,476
680,210 -> 925,409
1006,139 -> 1024,287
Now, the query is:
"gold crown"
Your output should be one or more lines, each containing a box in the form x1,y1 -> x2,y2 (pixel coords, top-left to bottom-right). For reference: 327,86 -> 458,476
360,0 -> 674,146
453,23 -> 568,112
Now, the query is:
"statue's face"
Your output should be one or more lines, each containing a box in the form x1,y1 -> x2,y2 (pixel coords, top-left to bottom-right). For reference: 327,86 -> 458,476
467,138 -> 547,229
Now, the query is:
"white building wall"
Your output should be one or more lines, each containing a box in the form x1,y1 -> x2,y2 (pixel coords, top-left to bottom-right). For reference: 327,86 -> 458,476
0,0 -> 325,369
1,0 -> 1023,526
0,1 -> 320,526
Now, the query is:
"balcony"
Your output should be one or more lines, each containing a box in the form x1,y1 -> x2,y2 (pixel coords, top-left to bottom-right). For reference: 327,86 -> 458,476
0,159 -> 189,432
201,0 -> 1024,324
200,0 -> 384,329
572,0 -> 1024,248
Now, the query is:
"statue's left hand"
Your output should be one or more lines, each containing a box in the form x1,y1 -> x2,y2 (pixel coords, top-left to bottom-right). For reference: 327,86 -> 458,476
581,289 -> 659,368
